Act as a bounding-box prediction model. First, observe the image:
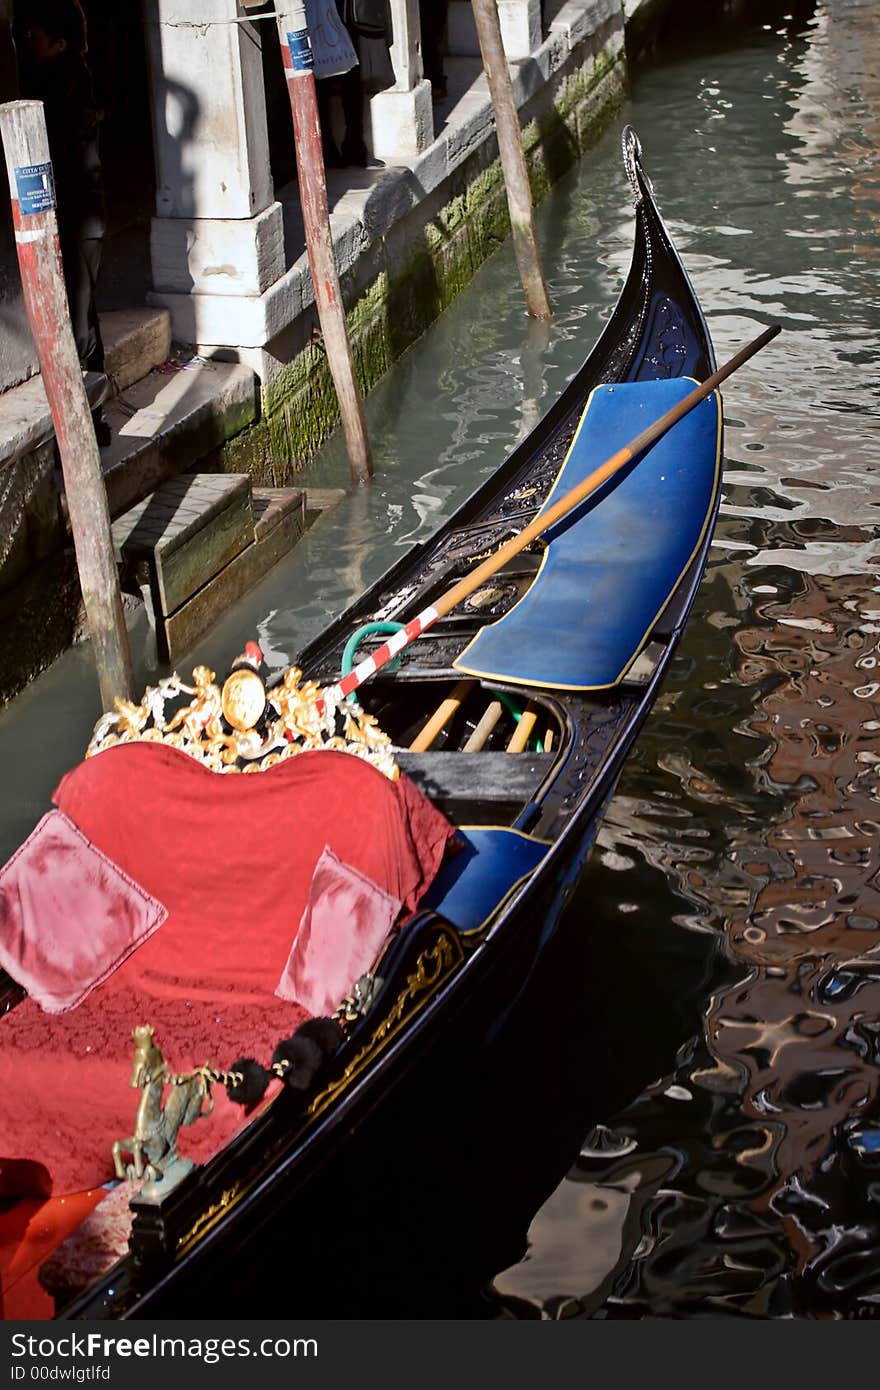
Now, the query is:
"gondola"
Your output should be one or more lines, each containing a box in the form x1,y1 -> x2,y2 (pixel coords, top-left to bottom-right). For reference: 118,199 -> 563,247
1,127 -> 738,1320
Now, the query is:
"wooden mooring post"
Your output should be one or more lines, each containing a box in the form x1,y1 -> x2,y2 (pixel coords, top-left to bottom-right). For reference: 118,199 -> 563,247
0,99 -> 134,710
275,4 -> 373,485
470,0 -> 552,320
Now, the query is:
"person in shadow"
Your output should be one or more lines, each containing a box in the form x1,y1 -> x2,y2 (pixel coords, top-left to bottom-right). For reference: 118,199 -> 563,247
15,0 -> 110,444
419,0 -> 448,101
316,0 -> 370,168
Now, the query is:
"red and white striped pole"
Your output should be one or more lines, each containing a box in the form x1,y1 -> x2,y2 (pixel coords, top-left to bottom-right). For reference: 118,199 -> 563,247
0,99 -> 134,709
275,4 -> 372,486
322,605 -> 441,708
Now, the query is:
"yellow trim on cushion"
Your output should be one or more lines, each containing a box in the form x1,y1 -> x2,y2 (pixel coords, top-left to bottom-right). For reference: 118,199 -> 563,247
447,825 -> 551,937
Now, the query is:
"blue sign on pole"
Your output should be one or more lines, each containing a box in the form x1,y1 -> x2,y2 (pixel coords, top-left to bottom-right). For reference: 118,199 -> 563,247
287,29 -> 314,71
14,162 -> 55,214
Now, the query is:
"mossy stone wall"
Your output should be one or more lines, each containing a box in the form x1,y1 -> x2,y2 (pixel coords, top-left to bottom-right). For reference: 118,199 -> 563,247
217,39 -> 627,484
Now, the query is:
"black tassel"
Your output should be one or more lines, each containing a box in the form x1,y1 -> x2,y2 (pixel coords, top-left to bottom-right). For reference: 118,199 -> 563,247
272,1034 -> 324,1091
224,1019 -> 344,1113
298,1017 -> 345,1055
272,1017 -> 344,1095
225,1056 -> 272,1108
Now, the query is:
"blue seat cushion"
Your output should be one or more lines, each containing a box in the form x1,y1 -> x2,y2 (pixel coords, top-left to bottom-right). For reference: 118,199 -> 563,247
454,378 -> 721,691
421,827 -> 549,933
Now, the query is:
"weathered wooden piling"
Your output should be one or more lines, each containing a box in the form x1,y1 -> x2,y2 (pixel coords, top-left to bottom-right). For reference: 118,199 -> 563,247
471,0 -> 552,320
275,4 -> 373,485
0,99 -> 134,710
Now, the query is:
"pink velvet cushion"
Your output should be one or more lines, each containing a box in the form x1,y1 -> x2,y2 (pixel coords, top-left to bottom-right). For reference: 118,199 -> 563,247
0,809 -> 168,1014
276,844 -> 402,1016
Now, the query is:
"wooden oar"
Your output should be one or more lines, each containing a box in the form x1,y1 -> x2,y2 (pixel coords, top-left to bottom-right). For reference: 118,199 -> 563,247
506,705 -> 538,754
410,680 -> 473,751
462,700 -> 504,752
321,324 -> 781,709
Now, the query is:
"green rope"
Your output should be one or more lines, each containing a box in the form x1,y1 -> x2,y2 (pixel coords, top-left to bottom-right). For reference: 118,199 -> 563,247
340,625 -> 543,750
340,621 -> 406,704
487,687 -> 543,753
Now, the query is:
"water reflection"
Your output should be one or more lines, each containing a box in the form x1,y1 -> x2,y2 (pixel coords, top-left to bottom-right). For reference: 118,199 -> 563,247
490,0 -> 880,1320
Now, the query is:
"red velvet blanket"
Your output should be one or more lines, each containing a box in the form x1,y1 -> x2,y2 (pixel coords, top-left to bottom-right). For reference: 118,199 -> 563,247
0,744 -> 456,1197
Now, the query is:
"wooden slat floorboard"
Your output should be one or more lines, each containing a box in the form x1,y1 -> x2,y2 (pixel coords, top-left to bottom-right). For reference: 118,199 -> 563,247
396,750 -> 554,810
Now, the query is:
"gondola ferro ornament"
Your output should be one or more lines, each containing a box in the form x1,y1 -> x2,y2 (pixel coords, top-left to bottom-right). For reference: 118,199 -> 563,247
221,641 -> 268,733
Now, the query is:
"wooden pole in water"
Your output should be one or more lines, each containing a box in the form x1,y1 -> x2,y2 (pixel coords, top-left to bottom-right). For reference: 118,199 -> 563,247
470,0 -> 552,320
0,99 -> 134,710
275,5 -> 373,485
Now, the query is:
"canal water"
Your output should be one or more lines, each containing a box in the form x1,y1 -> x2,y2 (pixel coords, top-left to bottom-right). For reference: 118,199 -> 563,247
2,0 -> 878,1320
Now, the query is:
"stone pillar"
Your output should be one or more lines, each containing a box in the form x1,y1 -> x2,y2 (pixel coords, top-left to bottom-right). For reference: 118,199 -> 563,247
366,0 -> 434,163
448,0 -> 541,60
497,0 -> 542,58
387,0 -> 422,87
145,0 -> 285,318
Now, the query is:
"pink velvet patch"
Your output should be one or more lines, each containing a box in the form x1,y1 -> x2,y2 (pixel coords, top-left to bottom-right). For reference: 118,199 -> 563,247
0,810 -> 168,1014
276,845 -> 402,1016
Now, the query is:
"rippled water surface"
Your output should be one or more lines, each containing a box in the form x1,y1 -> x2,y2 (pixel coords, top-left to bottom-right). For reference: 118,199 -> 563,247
486,0 -> 880,1320
2,0 -> 879,1322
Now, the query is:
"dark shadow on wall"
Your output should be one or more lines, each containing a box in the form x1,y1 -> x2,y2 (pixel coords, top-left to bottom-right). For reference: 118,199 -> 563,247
0,0 -> 15,96
0,0 -> 157,370
77,0 -> 156,310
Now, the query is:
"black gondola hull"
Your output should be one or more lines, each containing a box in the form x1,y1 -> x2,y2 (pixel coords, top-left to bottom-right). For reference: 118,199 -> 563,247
1,127 -> 723,1320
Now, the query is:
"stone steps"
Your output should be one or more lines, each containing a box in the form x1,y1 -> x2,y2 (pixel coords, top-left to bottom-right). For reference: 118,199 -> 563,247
0,307 -> 171,473
103,307 -> 173,395
111,473 -> 307,663
97,354 -> 258,518
0,307 -> 322,702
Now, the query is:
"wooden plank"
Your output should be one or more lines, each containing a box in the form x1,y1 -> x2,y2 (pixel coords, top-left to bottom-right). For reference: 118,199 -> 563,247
252,486 -> 305,541
161,496 -> 306,662
409,680 -> 474,752
462,700 -> 503,752
395,750 -> 554,808
506,706 -> 538,753
304,487 -> 346,519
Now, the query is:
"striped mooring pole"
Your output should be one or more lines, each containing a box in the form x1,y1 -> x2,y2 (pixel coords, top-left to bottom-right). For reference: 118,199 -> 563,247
0,98 -> 134,711
275,3 -> 373,486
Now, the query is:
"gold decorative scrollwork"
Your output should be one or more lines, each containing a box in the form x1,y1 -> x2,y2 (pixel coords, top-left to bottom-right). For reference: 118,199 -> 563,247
85,655 -> 398,780
307,931 -> 463,1119
175,1184 -> 243,1257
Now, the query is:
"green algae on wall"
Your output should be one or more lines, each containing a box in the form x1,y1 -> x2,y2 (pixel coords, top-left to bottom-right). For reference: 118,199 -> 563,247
215,45 -> 627,483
